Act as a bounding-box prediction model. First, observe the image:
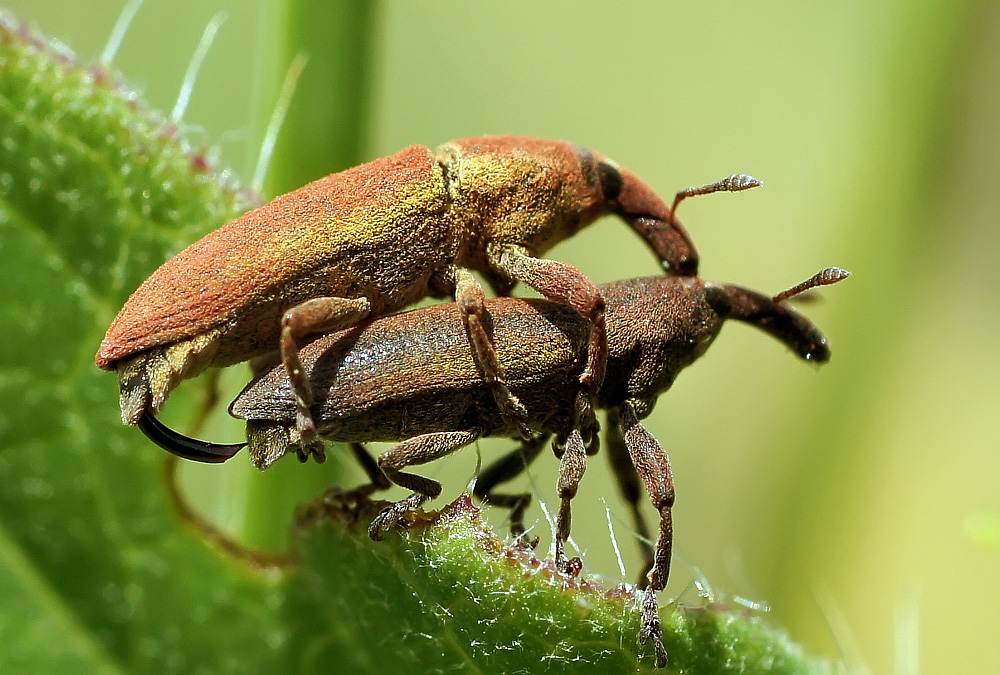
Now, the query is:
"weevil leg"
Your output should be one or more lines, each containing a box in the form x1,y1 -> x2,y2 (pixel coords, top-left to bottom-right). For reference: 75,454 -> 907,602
573,381 -> 600,452
324,443 -> 392,504
473,433 -> 550,543
604,408 -> 655,586
280,296 -> 372,449
440,266 -> 532,439
619,399 -> 673,669
368,429 -> 480,540
490,244 -> 607,398
553,425 -> 588,574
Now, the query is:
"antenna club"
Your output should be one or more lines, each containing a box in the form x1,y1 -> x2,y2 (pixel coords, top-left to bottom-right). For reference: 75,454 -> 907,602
722,173 -> 762,192
772,266 -> 851,303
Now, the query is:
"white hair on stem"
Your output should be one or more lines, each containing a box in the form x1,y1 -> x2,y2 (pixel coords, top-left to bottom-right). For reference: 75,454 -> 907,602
603,500 -> 628,579
171,12 -> 227,123
100,0 -> 146,64
814,585 -> 872,675
252,53 -> 308,194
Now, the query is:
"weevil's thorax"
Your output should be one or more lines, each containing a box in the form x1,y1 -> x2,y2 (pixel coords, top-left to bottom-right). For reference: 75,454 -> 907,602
438,137 -> 608,270
598,276 -> 725,408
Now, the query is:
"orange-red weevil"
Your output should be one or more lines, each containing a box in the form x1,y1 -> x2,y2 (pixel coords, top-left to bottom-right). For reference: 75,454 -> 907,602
97,136 -> 757,456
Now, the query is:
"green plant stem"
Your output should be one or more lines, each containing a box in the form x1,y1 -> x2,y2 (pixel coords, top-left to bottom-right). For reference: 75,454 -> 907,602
240,0 -> 378,550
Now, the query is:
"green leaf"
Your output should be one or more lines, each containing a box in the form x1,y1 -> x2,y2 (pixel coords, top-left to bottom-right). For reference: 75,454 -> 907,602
0,13 -> 837,674
288,494 -> 835,674
0,16 -> 283,674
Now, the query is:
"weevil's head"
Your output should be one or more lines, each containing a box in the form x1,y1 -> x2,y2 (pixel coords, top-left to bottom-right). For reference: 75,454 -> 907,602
704,267 -> 850,363
577,146 -> 701,277
598,268 -> 848,408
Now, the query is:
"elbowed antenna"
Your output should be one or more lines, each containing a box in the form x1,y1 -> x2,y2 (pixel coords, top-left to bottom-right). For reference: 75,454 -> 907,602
137,412 -> 245,463
670,173 -> 762,214
772,267 -> 850,303
708,267 -> 850,363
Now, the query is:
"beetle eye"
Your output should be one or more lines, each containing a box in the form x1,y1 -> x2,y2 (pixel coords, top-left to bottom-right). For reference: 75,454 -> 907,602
597,160 -> 623,203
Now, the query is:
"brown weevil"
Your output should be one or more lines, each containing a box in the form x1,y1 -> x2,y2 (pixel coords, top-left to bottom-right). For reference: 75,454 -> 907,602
96,136 -> 759,454
139,267 -> 848,666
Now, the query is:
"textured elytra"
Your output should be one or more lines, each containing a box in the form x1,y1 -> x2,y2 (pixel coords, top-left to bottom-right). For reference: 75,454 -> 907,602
95,145 -> 451,368
95,136 -> 618,370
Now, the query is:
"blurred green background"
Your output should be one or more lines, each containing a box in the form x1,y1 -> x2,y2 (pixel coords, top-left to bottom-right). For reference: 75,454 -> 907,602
4,1 -> 998,673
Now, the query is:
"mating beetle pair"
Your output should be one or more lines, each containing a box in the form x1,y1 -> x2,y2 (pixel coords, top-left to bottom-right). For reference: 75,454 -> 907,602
98,136 -> 846,667
97,135 -> 738,455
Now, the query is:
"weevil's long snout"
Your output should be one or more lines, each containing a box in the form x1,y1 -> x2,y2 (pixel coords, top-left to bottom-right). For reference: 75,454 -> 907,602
706,267 -> 849,363
137,412 -> 245,463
